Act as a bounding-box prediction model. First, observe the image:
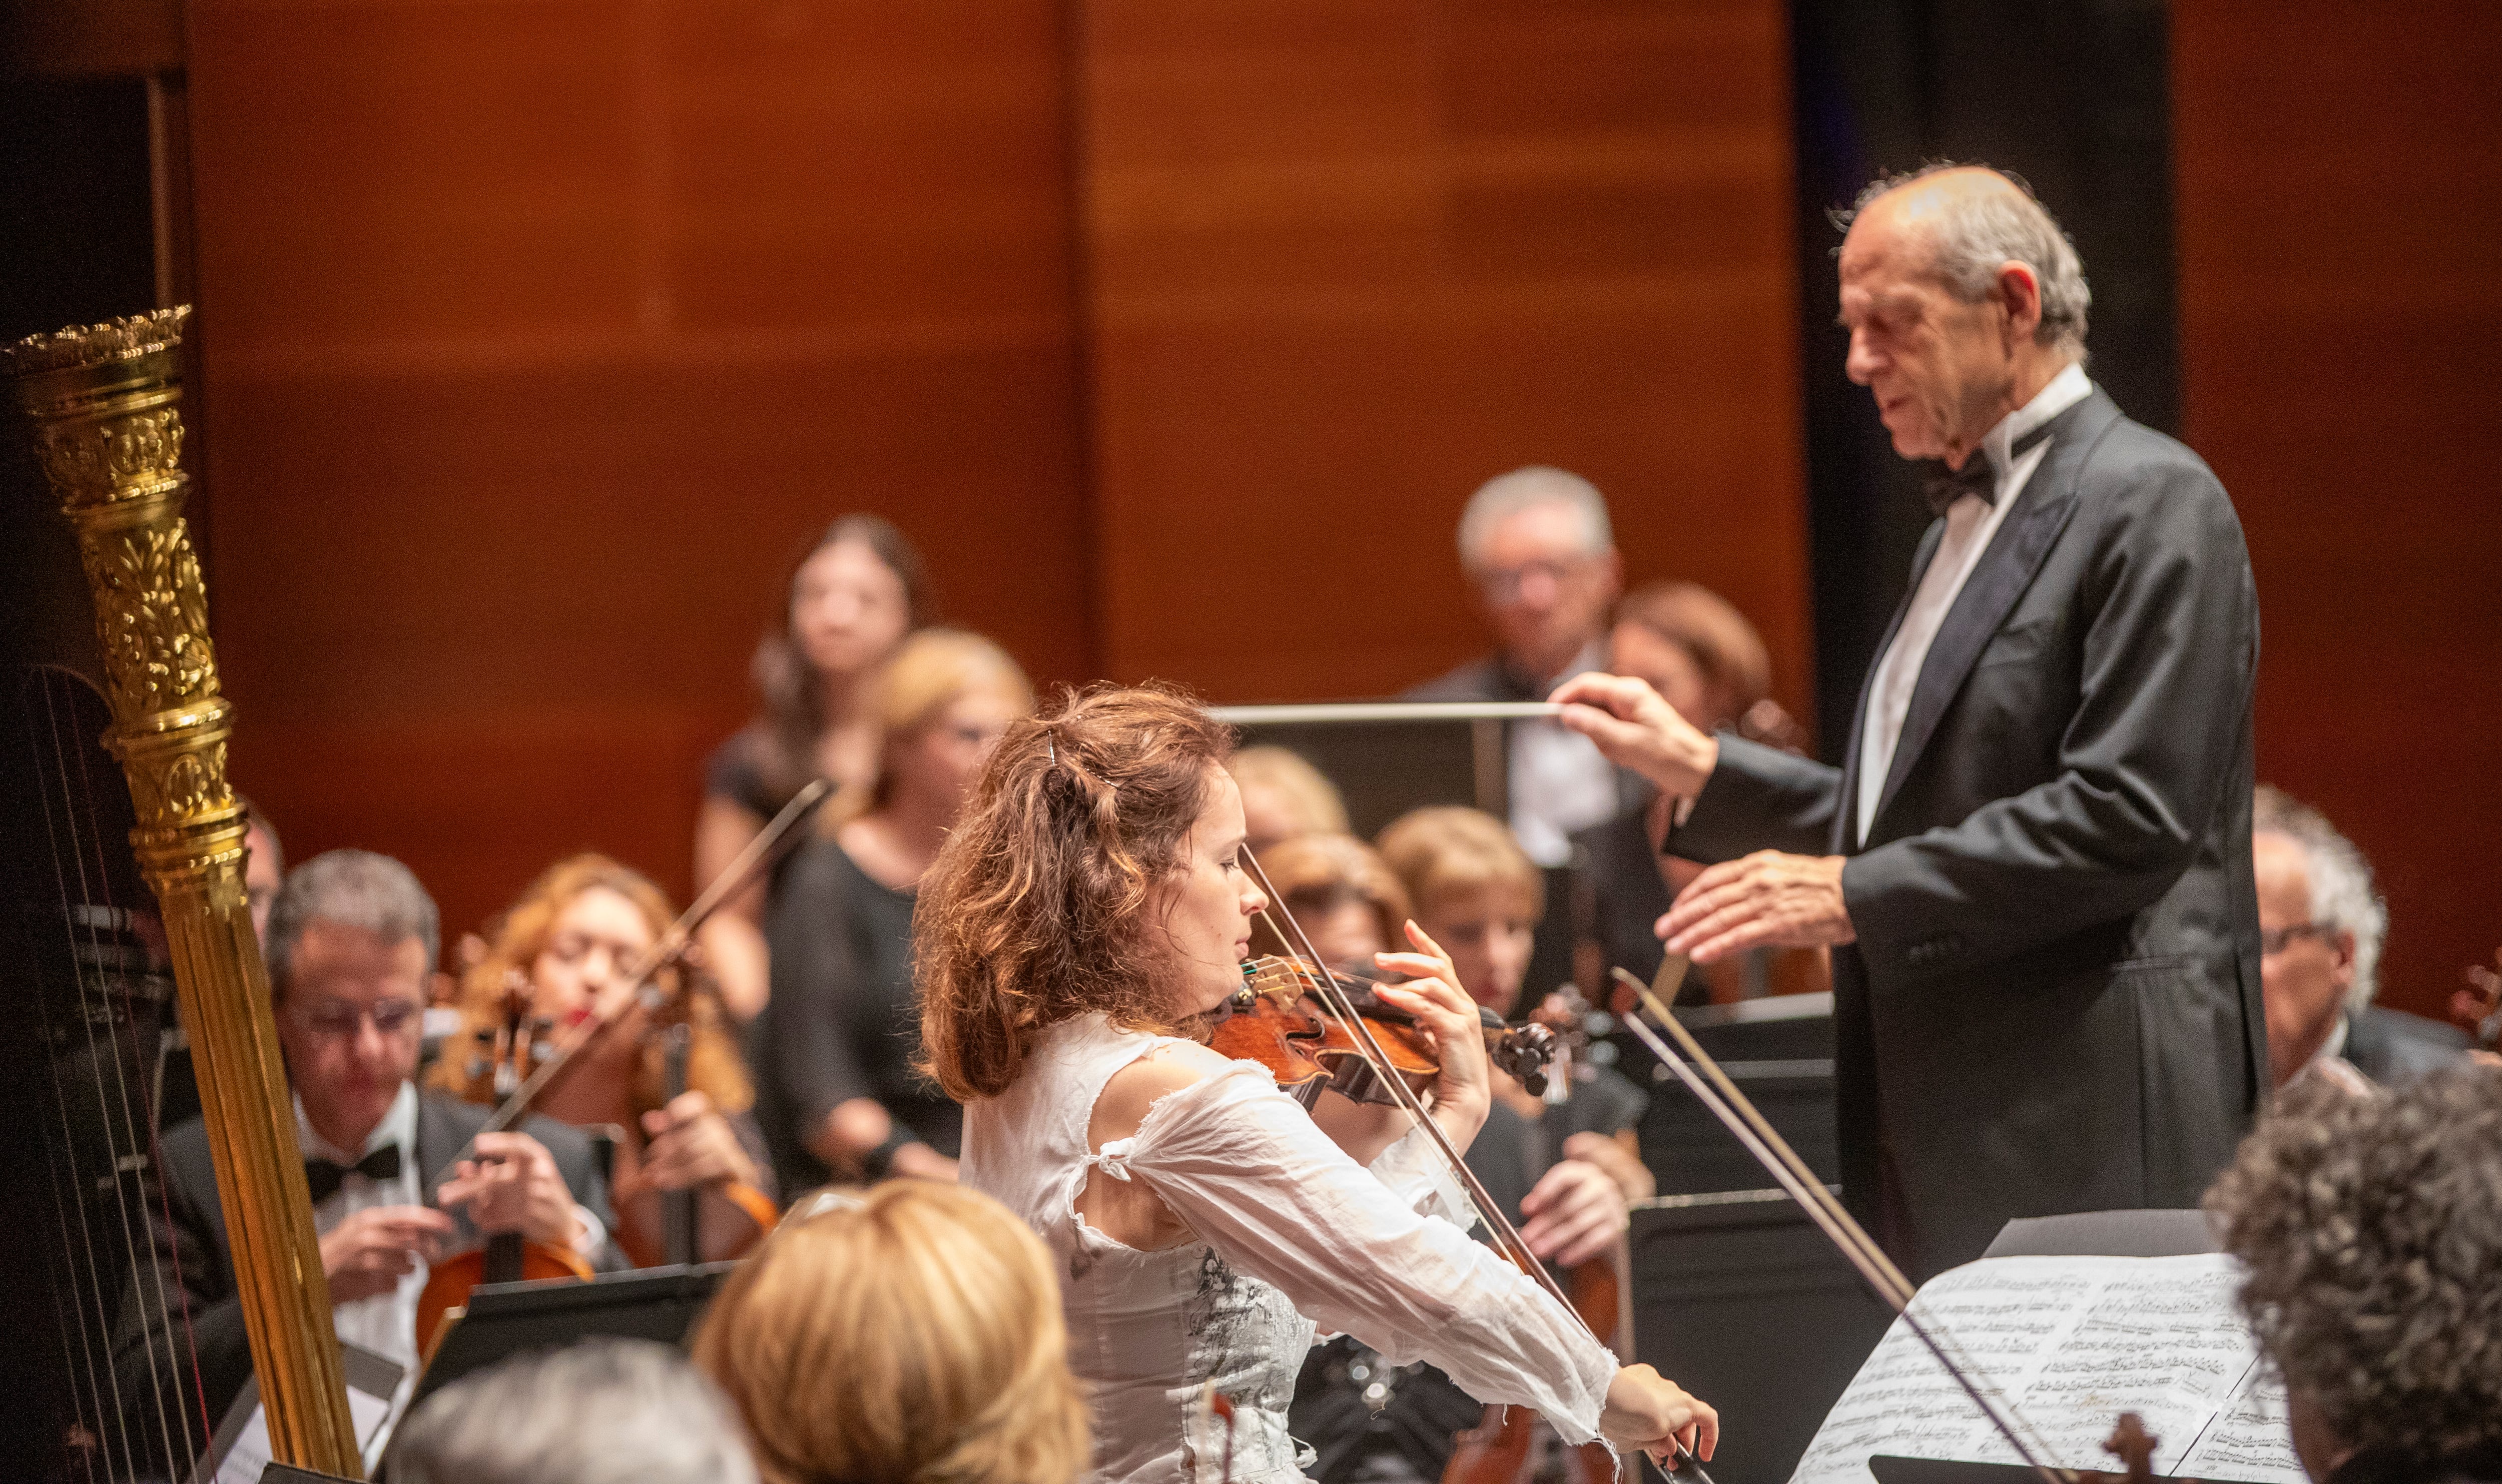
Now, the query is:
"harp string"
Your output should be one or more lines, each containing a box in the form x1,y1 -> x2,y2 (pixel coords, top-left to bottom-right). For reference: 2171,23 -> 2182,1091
33,668 -> 209,1478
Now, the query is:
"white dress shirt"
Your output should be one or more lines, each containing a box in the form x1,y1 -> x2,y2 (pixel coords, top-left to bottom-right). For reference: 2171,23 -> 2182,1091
297,1082 -> 424,1462
1854,362 -> 2094,847
1509,640 -> 1619,866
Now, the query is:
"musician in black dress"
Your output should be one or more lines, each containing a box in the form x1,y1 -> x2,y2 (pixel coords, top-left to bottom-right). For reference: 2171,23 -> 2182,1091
750,628 -> 1032,1191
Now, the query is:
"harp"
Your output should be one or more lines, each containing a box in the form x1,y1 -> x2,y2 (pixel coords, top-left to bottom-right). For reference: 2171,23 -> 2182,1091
2,310 -> 363,1478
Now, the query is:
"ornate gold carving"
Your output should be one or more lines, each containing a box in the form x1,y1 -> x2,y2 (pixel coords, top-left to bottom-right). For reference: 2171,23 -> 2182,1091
5,308 -> 364,1478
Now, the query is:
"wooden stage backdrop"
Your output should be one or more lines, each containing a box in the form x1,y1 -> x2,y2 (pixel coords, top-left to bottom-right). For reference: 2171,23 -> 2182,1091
184,0 -> 2493,1021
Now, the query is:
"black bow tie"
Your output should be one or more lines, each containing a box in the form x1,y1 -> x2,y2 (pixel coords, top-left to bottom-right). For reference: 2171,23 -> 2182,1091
1917,424 -> 2054,517
305,1144 -> 402,1203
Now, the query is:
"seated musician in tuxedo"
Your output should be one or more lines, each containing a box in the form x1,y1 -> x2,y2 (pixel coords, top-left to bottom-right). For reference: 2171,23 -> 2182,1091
2253,786 -> 2469,1090
2205,1065 -> 2502,1484
114,849 -> 621,1459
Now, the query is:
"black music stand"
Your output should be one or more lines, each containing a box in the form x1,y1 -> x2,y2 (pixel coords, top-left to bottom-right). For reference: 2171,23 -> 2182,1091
1869,1457 -> 2192,1484
259,1468 -> 358,1483
407,1261 -> 737,1413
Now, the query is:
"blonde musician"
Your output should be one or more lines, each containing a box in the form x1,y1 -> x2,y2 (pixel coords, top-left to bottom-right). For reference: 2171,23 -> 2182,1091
431,853 -> 774,1262
920,685 -> 1715,1484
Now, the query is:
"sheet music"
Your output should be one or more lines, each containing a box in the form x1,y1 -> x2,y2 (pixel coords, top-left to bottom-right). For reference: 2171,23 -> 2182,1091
1788,1254 -> 2306,1484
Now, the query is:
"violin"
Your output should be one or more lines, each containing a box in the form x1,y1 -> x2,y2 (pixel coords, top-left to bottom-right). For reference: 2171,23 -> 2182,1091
414,978 -> 595,1356
1210,954 -> 1558,1110
1233,851 -> 1714,1484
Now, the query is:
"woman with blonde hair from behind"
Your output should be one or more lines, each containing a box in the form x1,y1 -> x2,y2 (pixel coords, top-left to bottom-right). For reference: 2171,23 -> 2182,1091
694,1180 -> 1090,1484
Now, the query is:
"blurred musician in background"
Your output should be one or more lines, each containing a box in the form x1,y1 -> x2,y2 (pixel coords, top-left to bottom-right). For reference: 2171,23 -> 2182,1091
696,514 -> 931,1022
1252,830 -> 1412,967
388,1337 -> 758,1484
1407,467 -> 1626,870
1559,165 -> 2264,1278
1292,807 -> 1652,1482
1574,582 -> 1825,1003
1231,744 -> 1353,856
2205,1065 -> 2502,1484
242,794 -> 285,943
2252,786 -> 2470,1091
432,853 -> 774,1264
751,628 -> 1033,1192
116,851 -> 619,1461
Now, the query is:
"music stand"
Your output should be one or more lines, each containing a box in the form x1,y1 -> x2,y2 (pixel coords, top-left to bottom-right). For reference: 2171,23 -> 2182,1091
408,1262 -> 737,1413
1869,1457 -> 2191,1484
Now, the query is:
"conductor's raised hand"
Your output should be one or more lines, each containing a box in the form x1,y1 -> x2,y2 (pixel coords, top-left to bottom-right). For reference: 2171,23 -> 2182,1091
1602,1363 -> 1718,1464
1371,920 -> 1491,1152
1550,673 -> 1718,800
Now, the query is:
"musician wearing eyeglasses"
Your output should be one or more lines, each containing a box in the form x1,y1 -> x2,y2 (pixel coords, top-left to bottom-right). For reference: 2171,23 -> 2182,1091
2252,786 -> 2471,1091
113,850 -> 622,1463
920,686 -> 1714,1484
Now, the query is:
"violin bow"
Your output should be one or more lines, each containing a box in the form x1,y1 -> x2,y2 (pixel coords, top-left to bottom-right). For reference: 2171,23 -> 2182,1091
1239,848 -> 1714,1484
425,777 -> 833,1187
1608,964 -> 2072,1484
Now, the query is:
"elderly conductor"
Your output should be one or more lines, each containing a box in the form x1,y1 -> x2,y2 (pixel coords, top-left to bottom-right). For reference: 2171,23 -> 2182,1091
1559,166 -> 2264,1277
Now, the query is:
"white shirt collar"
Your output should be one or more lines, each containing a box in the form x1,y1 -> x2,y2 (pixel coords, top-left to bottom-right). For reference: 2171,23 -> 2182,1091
2309,1013 -> 2351,1070
296,1079 -> 418,1166
1983,360 -> 2093,473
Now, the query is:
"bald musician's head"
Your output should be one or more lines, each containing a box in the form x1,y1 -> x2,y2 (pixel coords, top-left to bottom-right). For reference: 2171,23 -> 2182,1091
1837,165 -> 2091,469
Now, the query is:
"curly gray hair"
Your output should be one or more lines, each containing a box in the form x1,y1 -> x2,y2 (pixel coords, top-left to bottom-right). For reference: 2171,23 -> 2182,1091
2204,1065 -> 2502,1463
1842,164 -> 2091,359
2253,784 -> 2387,1011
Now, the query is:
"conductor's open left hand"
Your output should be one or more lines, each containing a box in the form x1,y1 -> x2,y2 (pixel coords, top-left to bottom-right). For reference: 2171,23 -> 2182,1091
1658,850 -> 1854,963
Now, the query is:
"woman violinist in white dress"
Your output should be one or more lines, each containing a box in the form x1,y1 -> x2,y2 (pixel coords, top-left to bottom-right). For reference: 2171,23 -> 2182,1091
919,685 -> 1717,1484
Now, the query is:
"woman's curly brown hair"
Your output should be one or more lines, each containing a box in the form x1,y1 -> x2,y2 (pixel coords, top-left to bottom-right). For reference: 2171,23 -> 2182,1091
917,683 -> 1233,1102
2204,1064 -> 2502,1462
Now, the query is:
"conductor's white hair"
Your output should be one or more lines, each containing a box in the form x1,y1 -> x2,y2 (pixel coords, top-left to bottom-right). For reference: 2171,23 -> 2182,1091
1845,164 -> 2092,359
1457,466 -> 1613,570
386,1338 -> 757,1484
2253,785 -> 2387,1012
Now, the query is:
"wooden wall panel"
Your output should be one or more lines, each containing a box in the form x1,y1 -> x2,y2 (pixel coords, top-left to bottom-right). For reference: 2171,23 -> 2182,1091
187,0 -> 1089,944
2174,0 -> 2502,1021
1078,0 -> 1813,711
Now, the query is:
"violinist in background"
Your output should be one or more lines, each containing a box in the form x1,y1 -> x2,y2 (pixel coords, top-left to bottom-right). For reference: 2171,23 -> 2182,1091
1232,744 -> 1353,856
752,627 -> 1034,1192
696,514 -> 931,1022
1277,813 -> 1651,1483
115,851 -> 619,1464
1571,581 -> 1825,1005
2204,1065 -> 2502,1484
431,853 -> 775,1266
923,685 -> 1713,1484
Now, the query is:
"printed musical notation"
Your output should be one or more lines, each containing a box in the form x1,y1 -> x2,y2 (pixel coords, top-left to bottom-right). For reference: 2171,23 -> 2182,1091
1789,1254 -> 2306,1484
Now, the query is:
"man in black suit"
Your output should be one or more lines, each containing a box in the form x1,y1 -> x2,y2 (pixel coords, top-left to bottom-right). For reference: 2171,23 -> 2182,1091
114,850 -> 620,1463
1559,166 -> 2265,1277
2252,785 -> 2470,1090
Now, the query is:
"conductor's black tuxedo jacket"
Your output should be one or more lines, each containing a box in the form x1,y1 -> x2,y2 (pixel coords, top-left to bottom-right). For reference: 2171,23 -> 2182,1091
110,1087 -> 618,1450
1668,387 -> 2265,1277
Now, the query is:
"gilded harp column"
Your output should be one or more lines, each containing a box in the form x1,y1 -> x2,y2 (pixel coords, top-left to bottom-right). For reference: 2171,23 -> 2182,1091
2,310 -> 364,1478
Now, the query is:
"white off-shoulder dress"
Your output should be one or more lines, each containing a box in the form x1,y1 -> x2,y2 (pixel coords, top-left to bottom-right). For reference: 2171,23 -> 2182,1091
962,1013 -> 1619,1484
